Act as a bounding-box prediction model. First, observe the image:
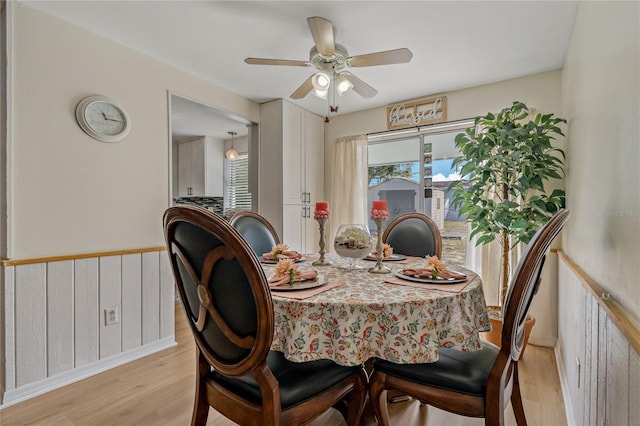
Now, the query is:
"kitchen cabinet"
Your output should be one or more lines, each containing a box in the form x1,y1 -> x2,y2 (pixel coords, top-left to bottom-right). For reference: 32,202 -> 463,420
177,137 -> 223,197
259,99 -> 324,253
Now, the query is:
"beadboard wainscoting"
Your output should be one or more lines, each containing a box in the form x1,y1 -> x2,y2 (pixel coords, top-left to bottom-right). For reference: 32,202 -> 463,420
556,252 -> 640,426
2,248 -> 176,407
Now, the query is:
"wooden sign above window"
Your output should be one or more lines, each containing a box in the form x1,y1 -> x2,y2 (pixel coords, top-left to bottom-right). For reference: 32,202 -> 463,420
386,96 -> 447,130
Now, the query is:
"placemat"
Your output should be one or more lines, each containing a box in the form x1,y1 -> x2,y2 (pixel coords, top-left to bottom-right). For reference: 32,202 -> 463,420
270,280 -> 345,300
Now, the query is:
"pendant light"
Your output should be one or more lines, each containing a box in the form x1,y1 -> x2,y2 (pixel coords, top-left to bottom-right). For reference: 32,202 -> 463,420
225,131 -> 238,161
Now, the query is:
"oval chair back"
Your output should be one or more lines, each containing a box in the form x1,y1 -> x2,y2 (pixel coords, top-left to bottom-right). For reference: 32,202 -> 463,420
164,206 -> 367,426
382,213 -> 442,258
165,206 -> 273,378
369,209 -> 570,426
229,210 -> 280,257
501,209 -> 571,361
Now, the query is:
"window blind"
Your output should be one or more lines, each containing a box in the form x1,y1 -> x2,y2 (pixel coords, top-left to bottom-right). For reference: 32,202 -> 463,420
223,154 -> 252,212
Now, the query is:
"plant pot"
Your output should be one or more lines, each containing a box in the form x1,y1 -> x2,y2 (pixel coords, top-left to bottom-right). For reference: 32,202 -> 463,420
480,306 -> 536,360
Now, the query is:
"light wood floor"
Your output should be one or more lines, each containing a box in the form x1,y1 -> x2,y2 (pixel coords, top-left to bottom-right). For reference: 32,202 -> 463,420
1,303 -> 567,425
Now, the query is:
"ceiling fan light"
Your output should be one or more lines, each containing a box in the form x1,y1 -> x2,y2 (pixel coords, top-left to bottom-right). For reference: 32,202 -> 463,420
312,70 -> 331,91
335,73 -> 354,96
312,88 -> 328,99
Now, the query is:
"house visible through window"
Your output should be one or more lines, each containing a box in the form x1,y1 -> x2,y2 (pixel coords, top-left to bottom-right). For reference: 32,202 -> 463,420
223,154 -> 251,213
367,120 -> 473,265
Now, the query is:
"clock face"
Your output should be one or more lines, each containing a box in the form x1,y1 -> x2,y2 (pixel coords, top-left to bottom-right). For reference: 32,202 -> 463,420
85,101 -> 127,136
76,96 -> 131,142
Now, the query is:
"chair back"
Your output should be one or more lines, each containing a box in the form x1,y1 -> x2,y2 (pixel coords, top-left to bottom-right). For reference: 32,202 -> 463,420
164,206 -> 273,377
382,213 -> 442,258
500,209 -> 570,361
230,211 -> 281,257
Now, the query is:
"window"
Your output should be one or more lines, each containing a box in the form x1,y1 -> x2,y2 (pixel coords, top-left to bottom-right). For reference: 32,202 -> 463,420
367,120 -> 474,265
223,154 -> 251,213
367,137 -> 421,233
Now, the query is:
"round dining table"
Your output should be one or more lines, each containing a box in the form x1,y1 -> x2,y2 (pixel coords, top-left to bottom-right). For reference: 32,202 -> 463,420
262,253 -> 491,367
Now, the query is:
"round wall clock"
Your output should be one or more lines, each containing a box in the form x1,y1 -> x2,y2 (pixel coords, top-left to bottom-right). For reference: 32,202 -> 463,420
75,95 -> 131,142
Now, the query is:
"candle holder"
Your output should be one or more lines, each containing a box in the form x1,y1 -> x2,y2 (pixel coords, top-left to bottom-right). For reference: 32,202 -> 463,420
312,217 -> 332,266
369,218 -> 391,274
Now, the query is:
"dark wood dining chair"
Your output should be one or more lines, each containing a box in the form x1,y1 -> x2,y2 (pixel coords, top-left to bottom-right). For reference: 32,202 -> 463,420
163,206 -> 367,426
370,209 -> 570,426
229,210 -> 281,256
382,212 -> 442,258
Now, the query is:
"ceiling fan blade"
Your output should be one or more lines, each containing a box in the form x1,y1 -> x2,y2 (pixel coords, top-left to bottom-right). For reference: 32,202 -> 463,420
290,75 -> 314,99
343,73 -> 378,98
307,16 -> 335,57
348,48 -> 413,67
244,58 -> 309,67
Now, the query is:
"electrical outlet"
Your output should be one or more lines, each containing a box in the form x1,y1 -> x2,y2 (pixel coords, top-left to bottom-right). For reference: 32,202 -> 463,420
104,307 -> 119,326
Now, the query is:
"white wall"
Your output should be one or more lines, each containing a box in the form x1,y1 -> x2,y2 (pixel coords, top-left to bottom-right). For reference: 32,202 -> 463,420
557,2 -> 639,423
10,4 -> 259,259
560,0 -> 640,324
2,4 -> 260,405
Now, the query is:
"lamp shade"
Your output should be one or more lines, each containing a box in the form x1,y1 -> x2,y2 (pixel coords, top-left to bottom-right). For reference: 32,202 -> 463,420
312,88 -> 328,99
226,130 -> 238,161
335,73 -> 353,96
225,148 -> 238,161
311,70 -> 331,91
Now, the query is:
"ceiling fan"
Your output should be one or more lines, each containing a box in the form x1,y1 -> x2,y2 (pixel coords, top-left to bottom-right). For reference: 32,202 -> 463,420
244,16 -> 413,106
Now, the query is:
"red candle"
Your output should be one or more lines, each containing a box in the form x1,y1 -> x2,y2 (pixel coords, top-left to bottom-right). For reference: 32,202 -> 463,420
314,201 -> 329,219
372,200 -> 388,211
371,200 -> 389,220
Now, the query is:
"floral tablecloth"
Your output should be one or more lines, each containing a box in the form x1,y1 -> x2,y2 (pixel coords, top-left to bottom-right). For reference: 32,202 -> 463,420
264,254 -> 491,366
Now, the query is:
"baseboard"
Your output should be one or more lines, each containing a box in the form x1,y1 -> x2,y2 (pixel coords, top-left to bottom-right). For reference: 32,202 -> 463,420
528,335 -> 557,347
0,337 -> 176,408
554,344 -> 576,426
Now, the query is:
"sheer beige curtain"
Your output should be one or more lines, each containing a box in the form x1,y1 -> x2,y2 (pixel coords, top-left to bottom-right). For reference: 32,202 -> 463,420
329,135 -> 369,247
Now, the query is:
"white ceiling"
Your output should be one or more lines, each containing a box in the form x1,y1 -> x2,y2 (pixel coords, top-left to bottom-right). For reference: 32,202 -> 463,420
20,0 -> 578,141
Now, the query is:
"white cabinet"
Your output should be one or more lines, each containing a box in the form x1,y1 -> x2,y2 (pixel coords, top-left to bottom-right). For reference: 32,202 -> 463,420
177,137 -> 223,197
259,99 -> 324,253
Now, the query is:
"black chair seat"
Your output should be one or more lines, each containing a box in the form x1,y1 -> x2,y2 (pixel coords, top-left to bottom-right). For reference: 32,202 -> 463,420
212,351 -> 362,409
372,342 -> 499,397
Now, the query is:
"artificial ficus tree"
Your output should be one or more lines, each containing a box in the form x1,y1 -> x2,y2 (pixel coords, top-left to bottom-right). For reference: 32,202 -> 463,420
448,101 -> 566,307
